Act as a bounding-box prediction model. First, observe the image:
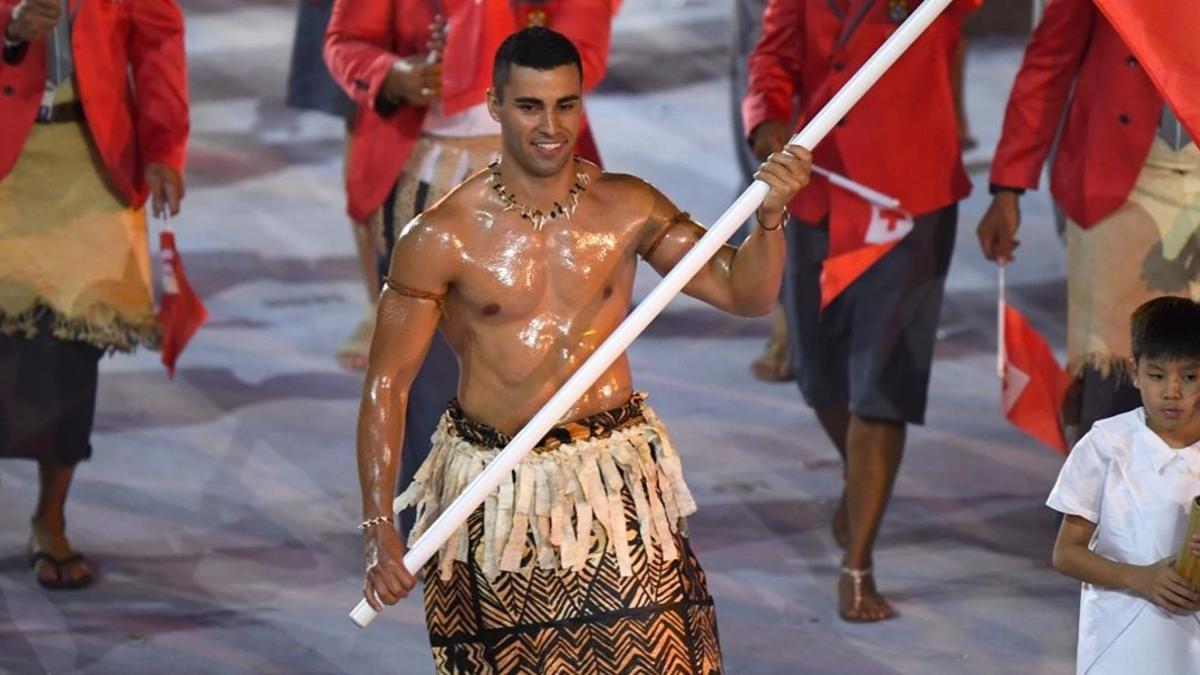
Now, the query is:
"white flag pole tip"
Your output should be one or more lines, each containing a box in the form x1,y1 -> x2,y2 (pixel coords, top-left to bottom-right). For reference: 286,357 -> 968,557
350,600 -> 377,628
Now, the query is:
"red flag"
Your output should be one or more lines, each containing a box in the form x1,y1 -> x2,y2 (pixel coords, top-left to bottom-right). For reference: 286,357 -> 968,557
819,183 -> 913,308
157,230 -> 209,378
1002,303 -> 1070,453
1092,0 -> 1200,142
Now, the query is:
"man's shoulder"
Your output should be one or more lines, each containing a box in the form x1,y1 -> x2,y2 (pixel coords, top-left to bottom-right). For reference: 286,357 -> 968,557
403,171 -> 489,239
393,204 -> 465,258
592,169 -> 650,190
589,168 -> 659,206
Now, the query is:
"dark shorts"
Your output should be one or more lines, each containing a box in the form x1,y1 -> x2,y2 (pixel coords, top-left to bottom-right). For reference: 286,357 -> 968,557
783,204 -> 958,425
0,319 -> 102,465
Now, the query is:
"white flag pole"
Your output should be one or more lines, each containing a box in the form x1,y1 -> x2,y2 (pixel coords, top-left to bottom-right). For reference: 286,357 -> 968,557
350,0 -> 955,628
997,264 -> 1006,378
811,165 -> 901,209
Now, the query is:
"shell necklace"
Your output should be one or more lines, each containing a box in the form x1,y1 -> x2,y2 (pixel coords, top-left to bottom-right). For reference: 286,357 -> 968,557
486,159 -> 590,232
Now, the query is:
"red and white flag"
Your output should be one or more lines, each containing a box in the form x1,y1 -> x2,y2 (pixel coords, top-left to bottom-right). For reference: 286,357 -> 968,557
1092,0 -> 1200,142
158,229 -> 209,378
819,174 -> 912,309
998,268 -> 1070,453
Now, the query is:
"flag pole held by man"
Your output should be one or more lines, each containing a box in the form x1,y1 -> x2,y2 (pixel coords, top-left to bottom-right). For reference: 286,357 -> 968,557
351,26 -> 811,673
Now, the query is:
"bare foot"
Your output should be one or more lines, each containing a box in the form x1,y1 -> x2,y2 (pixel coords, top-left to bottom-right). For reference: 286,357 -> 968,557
750,306 -> 793,382
337,314 -> 375,371
29,521 -> 94,590
831,492 -> 849,549
750,347 -> 792,382
838,568 -> 894,623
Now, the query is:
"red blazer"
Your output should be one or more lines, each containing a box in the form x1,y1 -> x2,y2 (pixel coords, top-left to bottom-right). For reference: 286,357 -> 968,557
743,0 -> 979,221
325,0 -> 611,223
989,0 -> 1162,228
0,0 -> 189,207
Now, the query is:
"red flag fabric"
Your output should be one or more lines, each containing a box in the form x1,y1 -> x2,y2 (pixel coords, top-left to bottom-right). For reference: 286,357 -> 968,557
819,183 -> 913,308
1002,303 -> 1070,453
1092,0 -> 1200,142
158,230 -> 209,378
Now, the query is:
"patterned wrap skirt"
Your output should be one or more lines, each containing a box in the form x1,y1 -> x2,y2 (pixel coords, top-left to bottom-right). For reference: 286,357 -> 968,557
1066,136 -> 1200,377
395,394 -> 724,674
0,81 -> 154,463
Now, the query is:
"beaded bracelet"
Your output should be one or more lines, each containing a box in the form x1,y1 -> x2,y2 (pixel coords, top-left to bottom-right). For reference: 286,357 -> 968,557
757,206 -> 788,232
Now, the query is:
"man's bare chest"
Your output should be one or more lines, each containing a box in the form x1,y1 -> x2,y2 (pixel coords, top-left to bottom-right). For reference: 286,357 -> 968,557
450,225 -> 640,319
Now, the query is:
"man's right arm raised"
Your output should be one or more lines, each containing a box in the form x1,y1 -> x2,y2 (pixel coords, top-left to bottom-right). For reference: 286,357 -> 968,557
356,214 -> 456,610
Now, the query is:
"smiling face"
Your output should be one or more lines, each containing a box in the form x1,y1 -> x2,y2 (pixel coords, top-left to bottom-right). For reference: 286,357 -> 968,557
1132,356 -> 1200,447
487,63 -> 582,179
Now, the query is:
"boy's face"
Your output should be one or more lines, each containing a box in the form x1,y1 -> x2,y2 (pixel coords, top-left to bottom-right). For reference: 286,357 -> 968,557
1132,356 -> 1200,446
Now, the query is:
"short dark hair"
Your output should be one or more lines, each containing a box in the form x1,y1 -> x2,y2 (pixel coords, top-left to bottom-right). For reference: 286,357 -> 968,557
492,27 -> 583,97
1131,296 -> 1200,362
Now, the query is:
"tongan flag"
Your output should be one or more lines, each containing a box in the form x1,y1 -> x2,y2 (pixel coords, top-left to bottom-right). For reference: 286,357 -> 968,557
1002,303 -> 1070,453
819,182 -> 913,309
1092,0 -> 1200,142
158,230 -> 209,378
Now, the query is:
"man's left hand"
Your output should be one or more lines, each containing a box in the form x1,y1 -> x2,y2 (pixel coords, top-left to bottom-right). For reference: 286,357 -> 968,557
146,164 -> 184,219
754,143 -> 812,227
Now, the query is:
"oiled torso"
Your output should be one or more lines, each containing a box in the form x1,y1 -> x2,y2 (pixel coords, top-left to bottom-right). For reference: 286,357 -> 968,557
426,168 -> 655,434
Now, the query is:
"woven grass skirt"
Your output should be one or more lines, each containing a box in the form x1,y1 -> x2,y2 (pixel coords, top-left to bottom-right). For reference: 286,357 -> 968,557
396,395 -> 724,674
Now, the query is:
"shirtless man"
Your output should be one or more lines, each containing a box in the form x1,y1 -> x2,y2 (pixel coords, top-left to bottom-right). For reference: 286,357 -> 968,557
356,27 -> 811,673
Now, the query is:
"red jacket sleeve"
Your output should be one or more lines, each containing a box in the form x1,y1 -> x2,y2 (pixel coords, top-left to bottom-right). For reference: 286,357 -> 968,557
548,0 -> 611,92
128,0 -> 189,174
742,0 -> 805,141
990,0 -> 1096,190
324,0 -> 402,113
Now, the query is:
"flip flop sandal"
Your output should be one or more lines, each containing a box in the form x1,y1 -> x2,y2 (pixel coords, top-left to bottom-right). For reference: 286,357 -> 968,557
29,550 -> 95,591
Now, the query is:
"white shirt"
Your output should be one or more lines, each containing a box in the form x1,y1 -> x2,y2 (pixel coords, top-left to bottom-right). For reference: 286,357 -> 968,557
1047,408 -> 1200,674
421,102 -> 500,137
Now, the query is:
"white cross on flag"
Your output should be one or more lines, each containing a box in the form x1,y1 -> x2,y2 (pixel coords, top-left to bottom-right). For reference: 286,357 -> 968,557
863,203 -> 914,245
819,182 -> 913,308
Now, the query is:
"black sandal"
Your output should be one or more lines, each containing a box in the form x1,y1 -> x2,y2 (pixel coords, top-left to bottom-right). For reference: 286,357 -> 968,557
29,550 -> 95,590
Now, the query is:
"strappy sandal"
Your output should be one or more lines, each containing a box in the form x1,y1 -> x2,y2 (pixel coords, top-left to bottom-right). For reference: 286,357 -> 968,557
839,566 -> 894,623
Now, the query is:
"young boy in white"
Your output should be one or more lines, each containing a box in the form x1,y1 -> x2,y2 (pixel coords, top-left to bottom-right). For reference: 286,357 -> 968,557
1048,297 -> 1200,674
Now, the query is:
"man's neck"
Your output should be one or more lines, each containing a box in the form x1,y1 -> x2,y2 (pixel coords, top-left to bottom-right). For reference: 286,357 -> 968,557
497,157 -> 580,211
